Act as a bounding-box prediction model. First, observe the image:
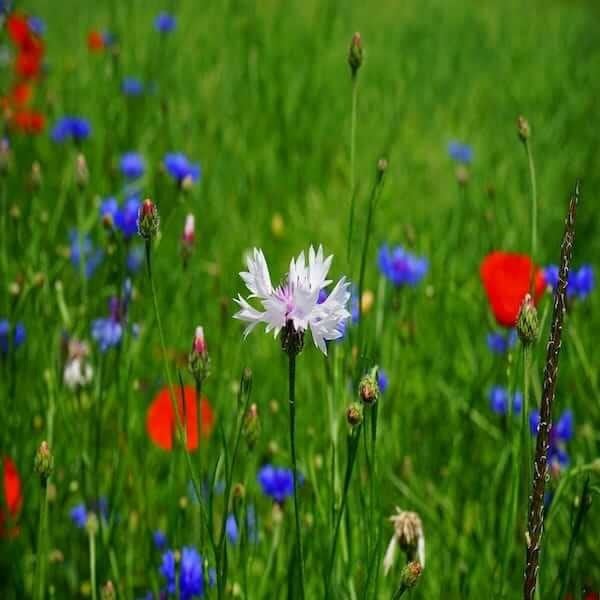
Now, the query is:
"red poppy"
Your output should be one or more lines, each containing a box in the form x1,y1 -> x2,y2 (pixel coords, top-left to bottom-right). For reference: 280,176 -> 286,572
7,14 -> 30,47
15,45 -> 44,80
1,457 -> 23,538
87,31 -> 105,52
146,385 -> 215,451
480,251 -> 545,327
13,110 -> 45,134
9,82 -> 33,106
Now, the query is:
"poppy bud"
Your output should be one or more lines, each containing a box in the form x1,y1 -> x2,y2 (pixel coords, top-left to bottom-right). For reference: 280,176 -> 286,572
399,561 -> 422,590
137,198 -> 160,241
188,326 -> 210,384
75,153 -> 89,188
34,440 -> 54,486
348,32 -> 363,77
517,116 -> 531,142
242,403 -> 261,449
359,369 -> 380,405
346,402 -> 363,427
517,293 -> 539,345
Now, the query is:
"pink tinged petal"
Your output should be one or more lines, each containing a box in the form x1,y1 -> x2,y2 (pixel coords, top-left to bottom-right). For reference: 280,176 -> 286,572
241,248 -> 273,298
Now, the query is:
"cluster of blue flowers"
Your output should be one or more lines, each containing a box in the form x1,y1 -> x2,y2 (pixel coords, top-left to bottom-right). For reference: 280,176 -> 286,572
69,231 -> 103,279
257,464 -> 295,503
164,153 -> 201,185
100,196 -> 141,239
378,245 -> 428,287
544,264 -> 595,300
160,547 -> 212,599
0,319 -> 26,355
529,409 -> 574,469
51,116 -> 91,143
489,386 -> 523,415
447,140 -> 473,164
91,280 -> 134,352
487,329 -> 517,354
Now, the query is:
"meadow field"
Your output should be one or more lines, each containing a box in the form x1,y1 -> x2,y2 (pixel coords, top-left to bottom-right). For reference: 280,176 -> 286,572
1,0 -> 599,598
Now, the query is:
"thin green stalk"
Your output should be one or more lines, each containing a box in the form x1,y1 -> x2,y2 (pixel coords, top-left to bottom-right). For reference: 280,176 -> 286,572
1,178 -> 7,314
89,529 -> 97,600
35,485 -> 49,600
288,352 -> 306,600
347,77 -> 359,263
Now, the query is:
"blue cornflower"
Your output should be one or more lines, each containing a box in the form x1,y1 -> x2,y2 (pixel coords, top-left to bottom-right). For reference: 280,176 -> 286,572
486,329 -> 517,354
0,319 -> 26,355
160,547 -> 205,599
377,369 -> 388,394
164,153 -> 201,185
529,409 -> 574,469
155,12 -> 177,33
102,30 -> 116,47
153,530 -> 167,550
51,117 -> 91,143
122,77 -> 144,96
70,503 -> 88,528
120,152 -> 145,180
69,231 -> 103,278
92,297 -> 124,352
100,196 -> 141,238
257,465 -> 295,503
378,245 -> 428,287
447,141 -> 473,164
489,386 -> 522,415
544,264 -> 595,300
226,514 -> 238,544
127,245 -> 144,274
28,16 -> 46,36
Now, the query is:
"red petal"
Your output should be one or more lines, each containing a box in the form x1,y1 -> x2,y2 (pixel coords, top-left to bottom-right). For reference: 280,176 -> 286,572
146,386 -> 215,451
87,31 -> 105,52
480,251 -> 545,327
7,14 -> 30,46
1,457 -> 23,538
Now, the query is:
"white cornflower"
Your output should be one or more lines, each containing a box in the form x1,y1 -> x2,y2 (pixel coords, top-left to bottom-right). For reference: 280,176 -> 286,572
233,245 -> 350,355
63,339 -> 93,390
383,507 -> 425,575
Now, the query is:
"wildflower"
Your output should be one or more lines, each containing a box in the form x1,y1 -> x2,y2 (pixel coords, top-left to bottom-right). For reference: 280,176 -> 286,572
155,12 -> 177,34
447,140 -> 473,164
34,441 -> 54,485
489,386 -> 522,415
383,507 -> 425,575
234,246 -> 350,355
100,581 -> 116,600
398,561 -> 423,591
164,153 -> 201,186
69,231 -> 103,278
517,293 -> 539,345
75,153 -> 89,187
257,465 -> 295,503
87,30 -> 105,52
377,369 -> 389,394
226,514 -> 238,544
359,369 -> 379,405
346,403 -> 363,427
153,530 -> 167,550
146,385 -> 215,451
378,245 -> 428,287
91,297 -> 125,352
188,326 -> 210,384
1,456 -> 22,537
122,77 -> 144,97
63,338 -> 93,390
127,245 -> 144,274
241,403 -> 260,449
480,251 -> 545,327
120,152 -> 145,180
70,503 -> 88,528
160,547 -> 205,599
51,116 -> 91,143
7,12 -> 44,80
544,264 -> 595,300
0,319 -> 26,355
529,409 -> 574,472
487,329 -> 517,354
27,16 -> 45,37
12,109 -> 45,134
517,116 -> 531,141
137,198 -> 160,241
100,195 -> 141,239
348,32 -> 363,77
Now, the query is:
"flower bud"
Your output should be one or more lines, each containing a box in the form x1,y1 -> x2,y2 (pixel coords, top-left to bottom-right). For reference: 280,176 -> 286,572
348,32 -> 363,77
34,441 -> 54,486
242,403 -> 261,449
455,164 -> 469,186
137,198 -> 160,240
101,581 -> 116,600
188,326 -> 210,383
182,213 -> 195,244
376,157 -> 388,183
75,153 -> 89,188
346,403 -> 363,427
399,561 -> 422,590
517,293 -> 539,345
358,370 -> 379,405
85,512 -> 99,536
517,116 -> 531,142
31,161 -> 42,189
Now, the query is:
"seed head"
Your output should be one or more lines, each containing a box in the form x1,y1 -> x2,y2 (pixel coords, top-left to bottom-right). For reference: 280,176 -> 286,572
348,32 -> 363,77
346,402 -> 363,427
399,561 -> 423,590
359,370 -> 379,405
517,293 -> 539,345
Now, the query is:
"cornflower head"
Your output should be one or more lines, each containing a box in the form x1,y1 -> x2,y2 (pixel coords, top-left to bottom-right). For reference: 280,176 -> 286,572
489,386 -> 523,415
383,507 -> 425,575
487,329 -> 517,354
70,503 -> 87,528
120,152 -> 145,180
544,264 -> 595,300
0,319 -> 26,355
377,369 -> 389,394
51,116 -> 91,143
69,231 -> 103,278
257,464 -> 295,503
159,547 -> 206,599
226,514 -> 238,544
164,153 -> 201,188
378,245 -> 428,288
529,409 -> 574,474
91,281 -> 133,352
100,195 -> 141,239
155,12 -> 176,33
137,198 -> 160,241
181,213 -> 195,264
121,77 -> 144,97
27,16 -> 45,36
63,337 -> 93,390
447,140 -> 473,164
153,530 -> 167,550
234,246 -> 350,355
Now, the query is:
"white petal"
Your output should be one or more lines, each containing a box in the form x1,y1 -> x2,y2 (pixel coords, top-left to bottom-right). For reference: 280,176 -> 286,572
383,537 -> 398,575
240,248 -> 273,298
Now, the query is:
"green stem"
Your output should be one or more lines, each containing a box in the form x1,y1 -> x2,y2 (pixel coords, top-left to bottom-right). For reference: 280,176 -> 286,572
347,76 -> 359,264
35,484 -> 49,600
288,352 -> 306,600
89,530 -> 97,600
524,139 -> 537,289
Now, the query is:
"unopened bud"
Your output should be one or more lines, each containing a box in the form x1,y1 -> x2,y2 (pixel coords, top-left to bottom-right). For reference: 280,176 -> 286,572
399,561 -> 422,590
188,326 -> 210,383
242,403 -> 261,449
100,581 -> 116,600
137,198 -> 160,240
348,32 -> 363,77
455,164 -> 469,186
517,116 -> 531,142
358,369 -> 379,405
241,367 -> 253,397
377,158 -> 388,180
182,213 -> 195,246
75,153 -> 89,188
85,512 -> 99,536
34,441 -> 54,485
517,293 -> 539,345
31,161 -> 42,188
346,402 -> 363,427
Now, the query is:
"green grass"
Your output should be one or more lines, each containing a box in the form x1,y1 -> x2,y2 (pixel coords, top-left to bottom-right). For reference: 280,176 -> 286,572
1,0 -> 600,598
